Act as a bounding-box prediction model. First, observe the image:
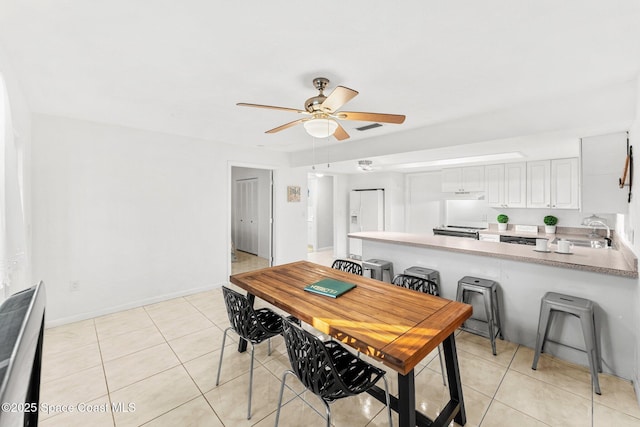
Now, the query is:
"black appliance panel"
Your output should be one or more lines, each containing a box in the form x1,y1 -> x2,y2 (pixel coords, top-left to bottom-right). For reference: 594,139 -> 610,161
499,235 -> 537,246
433,226 -> 480,239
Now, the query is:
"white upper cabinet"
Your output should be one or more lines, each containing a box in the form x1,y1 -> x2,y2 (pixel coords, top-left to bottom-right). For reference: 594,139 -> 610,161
527,158 -> 579,209
486,163 -> 526,208
485,164 -> 504,206
527,161 -> 551,208
441,166 -> 485,192
551,158 -> 580,209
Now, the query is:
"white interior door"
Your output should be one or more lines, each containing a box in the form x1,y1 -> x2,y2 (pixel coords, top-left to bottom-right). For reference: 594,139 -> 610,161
235,178 -> 259,254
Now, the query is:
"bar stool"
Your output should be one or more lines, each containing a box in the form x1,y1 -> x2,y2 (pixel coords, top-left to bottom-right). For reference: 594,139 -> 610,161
456,276 -> 503,355
404,266 -> 440,288
532,292 -> 602,394
362,259 -> 394,283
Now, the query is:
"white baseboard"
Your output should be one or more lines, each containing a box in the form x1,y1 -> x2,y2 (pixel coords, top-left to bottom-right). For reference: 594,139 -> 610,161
45,282 -> 224,328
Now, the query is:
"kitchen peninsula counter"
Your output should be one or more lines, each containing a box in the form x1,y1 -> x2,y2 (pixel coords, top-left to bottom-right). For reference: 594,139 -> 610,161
349,231 -> 638,380
349,231 -> 638,278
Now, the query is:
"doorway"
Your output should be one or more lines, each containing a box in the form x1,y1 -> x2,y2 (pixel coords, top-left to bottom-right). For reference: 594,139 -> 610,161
307,173 -> 334,265
231,166 -> 273,275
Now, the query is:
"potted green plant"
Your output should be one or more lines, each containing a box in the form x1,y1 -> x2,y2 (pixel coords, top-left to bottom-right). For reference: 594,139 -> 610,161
497,214 -> 509,231
543,215 -> 558,234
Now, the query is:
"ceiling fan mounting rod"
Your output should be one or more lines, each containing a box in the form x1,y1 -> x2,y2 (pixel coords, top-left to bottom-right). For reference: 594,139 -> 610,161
312,77 -> 330,94
305,77 -> 331,113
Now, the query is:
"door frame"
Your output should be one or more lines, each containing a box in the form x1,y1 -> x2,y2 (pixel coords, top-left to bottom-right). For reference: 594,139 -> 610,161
228,163 -> 274,277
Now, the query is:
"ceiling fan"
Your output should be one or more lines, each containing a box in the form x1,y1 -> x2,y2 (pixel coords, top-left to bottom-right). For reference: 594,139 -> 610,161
237,77 -> 406,141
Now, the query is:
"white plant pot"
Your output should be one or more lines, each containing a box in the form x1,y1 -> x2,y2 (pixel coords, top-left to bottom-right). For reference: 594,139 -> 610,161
545,225 -> 557,234
498,223 -> 508,232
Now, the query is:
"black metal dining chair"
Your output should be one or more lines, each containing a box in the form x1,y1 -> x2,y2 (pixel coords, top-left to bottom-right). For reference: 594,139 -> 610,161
331,259 -> 363,275
392,273 -> 447,386
275,317 -> 393,427
216,286 -> 292,420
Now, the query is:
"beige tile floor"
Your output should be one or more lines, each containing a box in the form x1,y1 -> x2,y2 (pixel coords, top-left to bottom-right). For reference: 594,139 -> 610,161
39,250 -> 640,427
231,250 -> 270,275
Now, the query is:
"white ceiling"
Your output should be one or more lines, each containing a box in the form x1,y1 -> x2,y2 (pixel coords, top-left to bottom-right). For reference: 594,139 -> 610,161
1,1 -> 640,170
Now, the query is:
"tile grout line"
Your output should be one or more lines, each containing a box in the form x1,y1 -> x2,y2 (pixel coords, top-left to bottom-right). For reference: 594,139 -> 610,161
476,343 -> 554,427
177,296 -> 227,426
95,303 -> 197,426
92,318 -> 117,427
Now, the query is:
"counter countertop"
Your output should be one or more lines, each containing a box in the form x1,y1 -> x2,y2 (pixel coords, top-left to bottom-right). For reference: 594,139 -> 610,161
348,231 -> 638,278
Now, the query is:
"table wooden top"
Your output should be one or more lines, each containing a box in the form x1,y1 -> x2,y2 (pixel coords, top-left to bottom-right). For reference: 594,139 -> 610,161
229,260 -> 472,375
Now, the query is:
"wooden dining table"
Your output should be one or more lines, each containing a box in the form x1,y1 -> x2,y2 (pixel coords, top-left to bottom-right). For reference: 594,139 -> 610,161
229,260 -> 472,427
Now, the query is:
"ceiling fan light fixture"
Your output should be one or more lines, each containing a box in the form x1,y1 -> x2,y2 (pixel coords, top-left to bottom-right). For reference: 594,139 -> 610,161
303,118 -> 339,138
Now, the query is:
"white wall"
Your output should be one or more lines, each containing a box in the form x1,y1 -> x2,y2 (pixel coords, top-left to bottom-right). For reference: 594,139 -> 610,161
406,171 -> 446,232
273,167 -> 309,265
31,114 -> 291,325
333,174 -> 350,259
316,176 -> 334,250
0,44 -> 32,304
624,73 -> 640,404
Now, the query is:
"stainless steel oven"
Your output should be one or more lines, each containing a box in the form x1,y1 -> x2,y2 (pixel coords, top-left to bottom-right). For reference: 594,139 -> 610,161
499,235 -> 537,245
432,225 -> 483,239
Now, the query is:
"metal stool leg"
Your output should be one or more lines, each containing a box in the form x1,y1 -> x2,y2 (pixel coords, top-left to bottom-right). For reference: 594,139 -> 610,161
456,286 -> 464,305
483,289 -> 497,356
579,313 -> 601,395
593,310 -> 603,373
492,287 -> 504,339
386,265 -> 394,283
532,302 -> 552,370
437,345 -> 447,386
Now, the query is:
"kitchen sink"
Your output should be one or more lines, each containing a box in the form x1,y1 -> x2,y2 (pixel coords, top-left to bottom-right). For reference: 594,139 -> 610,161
551,238 -> 611,248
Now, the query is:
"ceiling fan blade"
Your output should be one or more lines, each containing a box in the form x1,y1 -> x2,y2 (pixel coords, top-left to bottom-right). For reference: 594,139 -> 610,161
237,103 -> 307,114
321,86 -> 359,113
265,118 -> 308,134
336,111 -> 406,124
333,123 -> 350,141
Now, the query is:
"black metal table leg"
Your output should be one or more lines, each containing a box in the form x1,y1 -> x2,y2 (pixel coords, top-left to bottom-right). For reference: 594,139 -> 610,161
397,370 -> 417,427
442,333 -> 466,426
366,332 -> 466,426
237,293 -> 255,353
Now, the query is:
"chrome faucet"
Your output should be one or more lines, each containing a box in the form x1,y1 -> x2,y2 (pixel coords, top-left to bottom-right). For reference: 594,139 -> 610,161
587,220 -> 611,247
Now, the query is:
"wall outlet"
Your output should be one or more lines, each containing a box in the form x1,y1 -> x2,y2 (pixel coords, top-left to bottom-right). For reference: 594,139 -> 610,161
69,281 -> 80,292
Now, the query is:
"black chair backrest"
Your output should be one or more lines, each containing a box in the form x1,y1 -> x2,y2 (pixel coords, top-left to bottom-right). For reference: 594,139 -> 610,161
281,318 -> 352,401
223,286 -> 285,344
392,274 -> 439,296
331,259 -> 363,275
222,286 -> 259,339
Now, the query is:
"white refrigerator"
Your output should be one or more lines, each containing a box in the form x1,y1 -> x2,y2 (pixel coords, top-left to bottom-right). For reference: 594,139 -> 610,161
349,189 -> 385,259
